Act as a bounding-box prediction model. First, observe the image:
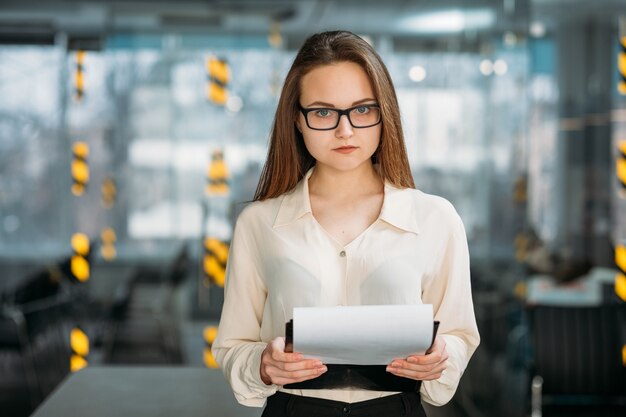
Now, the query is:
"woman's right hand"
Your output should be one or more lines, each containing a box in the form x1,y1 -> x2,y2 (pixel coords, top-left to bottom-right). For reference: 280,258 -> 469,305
260,337 -> 327,385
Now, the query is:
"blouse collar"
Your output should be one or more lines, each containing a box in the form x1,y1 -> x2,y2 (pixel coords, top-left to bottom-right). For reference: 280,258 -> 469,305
273,166 -> 420,235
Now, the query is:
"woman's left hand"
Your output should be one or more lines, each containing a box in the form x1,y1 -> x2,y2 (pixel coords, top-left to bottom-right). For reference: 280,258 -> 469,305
386,336 -> 448,381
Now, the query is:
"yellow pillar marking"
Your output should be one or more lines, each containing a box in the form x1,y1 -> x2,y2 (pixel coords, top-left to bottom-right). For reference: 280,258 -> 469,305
204,326 -> 218,345
203,349 -> 218,369
71,355 -> 88,372
71,328 -> 89,356
616,273 -> 626,302
616,245 -> 626,274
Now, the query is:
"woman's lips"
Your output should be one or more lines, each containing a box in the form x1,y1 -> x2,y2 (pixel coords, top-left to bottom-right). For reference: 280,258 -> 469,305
333,146 -> 358,154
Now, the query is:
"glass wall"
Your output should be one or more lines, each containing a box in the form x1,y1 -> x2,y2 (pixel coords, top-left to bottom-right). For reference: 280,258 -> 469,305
0,46 -> 66,257
0,33 -> 530,266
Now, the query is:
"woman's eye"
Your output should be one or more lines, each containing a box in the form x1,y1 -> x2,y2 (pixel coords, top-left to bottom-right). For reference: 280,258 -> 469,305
355,106 -> 370,114
315,109 -> 332,117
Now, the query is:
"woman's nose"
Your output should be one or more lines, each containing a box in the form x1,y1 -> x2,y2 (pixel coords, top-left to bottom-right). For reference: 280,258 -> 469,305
335,114 -> 354,138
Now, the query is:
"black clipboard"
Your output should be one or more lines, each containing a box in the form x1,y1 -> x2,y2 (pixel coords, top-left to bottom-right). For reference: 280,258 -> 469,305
283,320 -> 440,391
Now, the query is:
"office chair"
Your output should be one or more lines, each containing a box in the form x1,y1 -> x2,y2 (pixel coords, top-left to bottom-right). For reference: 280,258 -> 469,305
104,243 -> 190,364
528,304 -> 626,416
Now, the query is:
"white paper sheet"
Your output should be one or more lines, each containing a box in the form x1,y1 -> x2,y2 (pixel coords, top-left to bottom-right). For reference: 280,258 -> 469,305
292,304 -> 434,365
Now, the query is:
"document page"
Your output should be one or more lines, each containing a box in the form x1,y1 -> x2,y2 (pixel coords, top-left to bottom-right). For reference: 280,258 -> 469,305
293,304 -> 434,365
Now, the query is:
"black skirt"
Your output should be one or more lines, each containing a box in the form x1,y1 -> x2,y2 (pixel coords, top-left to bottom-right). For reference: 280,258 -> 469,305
262,391 -> 426,417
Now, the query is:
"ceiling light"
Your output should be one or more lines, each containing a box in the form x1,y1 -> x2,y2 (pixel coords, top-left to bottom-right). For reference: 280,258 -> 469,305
226,95 -> 243,113
529,22 -> 546,38
503,31 -> 517,47
494,59 -> 508,75
480,59 -> 493,76
409,65 -> 427,82
400,9 -> 495,34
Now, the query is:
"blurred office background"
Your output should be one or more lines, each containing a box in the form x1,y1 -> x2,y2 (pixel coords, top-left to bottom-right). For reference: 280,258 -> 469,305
1,0 -> 626,416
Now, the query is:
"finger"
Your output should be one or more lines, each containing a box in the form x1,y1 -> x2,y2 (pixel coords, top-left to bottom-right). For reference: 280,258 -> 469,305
275,359 -> 325,372
267,365 -> 327,385
271,351 -> 305,363
405,354 -> 440,366
387,360 -> 447,380
269,346 -> 304,363
389,365 -> 445,381
263,350 -> 299,367
389,355 -> 448,373
389,360 -> 436,374
405,347 -> 448,366
269,338 -> 300,360
262,353 -> 307,378
271,337 -> 286,351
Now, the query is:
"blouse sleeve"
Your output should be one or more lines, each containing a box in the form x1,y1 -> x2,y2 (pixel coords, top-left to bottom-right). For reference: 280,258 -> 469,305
419,207 -> 480,406
211,210 -> 279,407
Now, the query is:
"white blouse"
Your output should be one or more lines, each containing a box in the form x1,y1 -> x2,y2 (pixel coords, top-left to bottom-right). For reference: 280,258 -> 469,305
213,168 -> 480,407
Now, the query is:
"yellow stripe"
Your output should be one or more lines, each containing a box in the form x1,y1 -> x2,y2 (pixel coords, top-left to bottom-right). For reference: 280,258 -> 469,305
623,345 -> 626,366
71,233 -> 90,255
206,256 -> 224,275
208,161 -> 229,179
616,273 -> 626,302
619,140 -> 626,156
101,227 -> 116,243
206,184 -> 230,195
209,83 -> 227,104
203,255 -> 226,287
72,141 -> 89,158
617,246 -> 626,273
71,328 -> 89,356
71,183 -> 85,196
618,158 -> 626,184
75,71 -> 84,91
101,179 -> 116,197
619,53 -> 626,77
620,82 -> 626,95
71,255 -> 90,282
71,354 -> 88,372
208,58 -> 229,84
622,36 -> 626,49
101,244 -> 116,261
203,326 -> 218,345
204,238 -> 229,262
203,348 -> 218,368
72,160 -> 90,183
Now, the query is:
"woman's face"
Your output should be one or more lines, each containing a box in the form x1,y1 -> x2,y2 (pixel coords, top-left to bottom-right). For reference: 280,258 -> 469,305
297,61 -> 381,174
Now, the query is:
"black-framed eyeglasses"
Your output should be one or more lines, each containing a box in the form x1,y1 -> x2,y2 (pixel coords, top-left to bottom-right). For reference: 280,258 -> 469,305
299,104 -> 381,131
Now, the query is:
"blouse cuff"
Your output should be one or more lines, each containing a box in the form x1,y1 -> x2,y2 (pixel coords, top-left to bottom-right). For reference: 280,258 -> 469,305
419,334 -> 467,406
234,343 -> 279,407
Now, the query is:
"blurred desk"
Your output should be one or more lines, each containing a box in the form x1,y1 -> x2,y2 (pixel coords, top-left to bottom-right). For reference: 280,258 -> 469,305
31,366 -> 262,417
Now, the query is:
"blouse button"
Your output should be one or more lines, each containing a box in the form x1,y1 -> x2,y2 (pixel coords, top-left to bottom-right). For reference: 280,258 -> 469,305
339,250 -> 346,257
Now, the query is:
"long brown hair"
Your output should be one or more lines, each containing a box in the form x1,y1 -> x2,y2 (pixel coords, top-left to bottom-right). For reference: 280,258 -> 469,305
254,30 -> 415,201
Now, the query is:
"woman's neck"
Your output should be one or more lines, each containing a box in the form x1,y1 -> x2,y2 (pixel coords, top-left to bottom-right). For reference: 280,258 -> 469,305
308,162 -> 382,199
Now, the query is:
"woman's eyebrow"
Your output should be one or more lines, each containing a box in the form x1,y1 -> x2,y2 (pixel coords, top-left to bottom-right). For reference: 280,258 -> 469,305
304,98 -> 378,107
352,98 -> 377,105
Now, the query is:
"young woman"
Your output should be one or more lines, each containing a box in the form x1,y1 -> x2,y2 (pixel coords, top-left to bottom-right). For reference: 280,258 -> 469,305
213,30 -> 480,417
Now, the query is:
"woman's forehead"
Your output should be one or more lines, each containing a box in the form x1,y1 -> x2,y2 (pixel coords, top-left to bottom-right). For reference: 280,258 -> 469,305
299,62 -> 376,107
